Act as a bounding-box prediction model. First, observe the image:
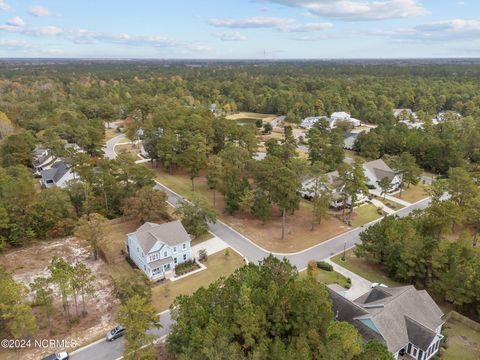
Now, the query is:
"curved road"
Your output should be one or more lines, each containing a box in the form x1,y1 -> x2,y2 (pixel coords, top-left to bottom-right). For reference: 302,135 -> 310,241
70,139 -> 431,360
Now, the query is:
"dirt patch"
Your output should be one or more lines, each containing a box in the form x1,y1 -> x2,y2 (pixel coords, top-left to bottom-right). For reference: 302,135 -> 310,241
0,237 -> 118,360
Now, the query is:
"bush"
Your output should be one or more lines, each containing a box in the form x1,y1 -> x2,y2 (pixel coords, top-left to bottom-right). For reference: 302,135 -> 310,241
307,260 -> 317,276
198,249 -> 208,262
316,261 -> 333,271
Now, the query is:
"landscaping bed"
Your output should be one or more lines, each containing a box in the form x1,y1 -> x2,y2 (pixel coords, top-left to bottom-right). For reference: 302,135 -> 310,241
174,260 -> 200,276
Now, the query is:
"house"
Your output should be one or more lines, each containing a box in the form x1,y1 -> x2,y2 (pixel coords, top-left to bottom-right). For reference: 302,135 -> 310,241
343,132 -> 359,150
330,112 -> 362,127
300,116 -> 330,130
32,146 -> 56,175
328,285 -> 444,360
126,221 -> 192,281
300,169 -> 368,209
40,160 -> 76,188
363,159 -> 401,193
435,111 -> 462,123
393,108 -> 418,121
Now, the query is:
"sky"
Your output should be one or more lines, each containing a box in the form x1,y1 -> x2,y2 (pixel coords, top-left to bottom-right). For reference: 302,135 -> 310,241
0,0 -> 479,58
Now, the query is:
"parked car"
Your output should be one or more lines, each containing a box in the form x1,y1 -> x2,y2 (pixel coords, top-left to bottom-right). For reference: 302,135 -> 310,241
106,325 -> 126,341
371,282 -> 388,288
41,352 -> 69,360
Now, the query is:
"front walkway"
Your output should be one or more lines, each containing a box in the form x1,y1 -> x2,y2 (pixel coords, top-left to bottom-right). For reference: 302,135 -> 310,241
370,198 -> 395,215
325,258 -> 372,300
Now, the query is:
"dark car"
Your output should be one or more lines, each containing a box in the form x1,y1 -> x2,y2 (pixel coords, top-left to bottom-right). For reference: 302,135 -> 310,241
41,352 -> 69,360
106,325 -> 126,341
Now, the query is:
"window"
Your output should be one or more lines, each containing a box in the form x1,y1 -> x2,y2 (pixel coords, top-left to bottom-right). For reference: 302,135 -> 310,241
174,257 -> 177,264
182,243 -> 186,250
183,254 -> 187,261
164,251 -> 167,257
173,246 -> 177,254
413,348 -> 417,357
418,349 -> 423,360
152,267 -> 162,275
407,344 -> 412,354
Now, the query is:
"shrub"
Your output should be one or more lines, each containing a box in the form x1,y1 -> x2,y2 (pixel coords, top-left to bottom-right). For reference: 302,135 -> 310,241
307,260 -> 317,276
198,249 -> 208,262
224,248 -> 230,256
316,261 -> 333,271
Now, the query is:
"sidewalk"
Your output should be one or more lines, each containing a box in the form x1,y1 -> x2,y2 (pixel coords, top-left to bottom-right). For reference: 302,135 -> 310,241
325,258 -> 372,300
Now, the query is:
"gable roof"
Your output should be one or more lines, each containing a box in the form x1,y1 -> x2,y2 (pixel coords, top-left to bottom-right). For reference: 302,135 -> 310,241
40,160 -> 71,184
131,220 -> 190,254
329,285 -> 444,353
363,159 -> 397,184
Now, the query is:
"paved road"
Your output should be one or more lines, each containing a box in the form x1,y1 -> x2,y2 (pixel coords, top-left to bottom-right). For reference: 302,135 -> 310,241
103,134 -> 126,160
70,311 -> 173,360
71,141 -> 431,360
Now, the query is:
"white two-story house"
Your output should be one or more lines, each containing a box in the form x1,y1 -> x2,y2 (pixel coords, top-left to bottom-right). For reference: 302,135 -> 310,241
126,220 -> 192,281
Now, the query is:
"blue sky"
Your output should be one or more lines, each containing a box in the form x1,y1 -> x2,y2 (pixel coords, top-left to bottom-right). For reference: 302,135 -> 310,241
0,0 -> 479,58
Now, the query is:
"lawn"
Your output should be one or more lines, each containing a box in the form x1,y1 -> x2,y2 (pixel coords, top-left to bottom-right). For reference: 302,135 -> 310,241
105,127 -> 121,141
226,112 -> 277,124
115,143 -> 140,161
331,248 -> 402,287
394,183 -> 429,203
148,164 -> 384,253
151,249 -> 245,312
304,268 -> 350,288
443,317 -> 480,360
349,203 -> 382,228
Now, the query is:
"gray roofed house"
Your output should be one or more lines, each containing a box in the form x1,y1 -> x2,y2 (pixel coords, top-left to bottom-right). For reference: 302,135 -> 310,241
40,160 -> 75,189
363,159 -> 402,192
126,220 -> 192,281
32,146 -> 57,175
328,285 -> 444,360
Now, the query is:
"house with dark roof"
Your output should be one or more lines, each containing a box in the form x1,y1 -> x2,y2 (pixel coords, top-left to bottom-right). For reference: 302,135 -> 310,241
39,160 -> 76,188
328,285 -> 444,360
126,221 -> 192,280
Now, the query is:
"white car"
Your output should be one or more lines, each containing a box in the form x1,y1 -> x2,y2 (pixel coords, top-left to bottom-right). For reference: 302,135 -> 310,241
371,282 -> 388,288
42,352 -> 69,360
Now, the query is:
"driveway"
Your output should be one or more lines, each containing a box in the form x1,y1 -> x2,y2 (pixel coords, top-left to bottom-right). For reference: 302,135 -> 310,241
103,134 -> 127,160
325,258 -> 372,300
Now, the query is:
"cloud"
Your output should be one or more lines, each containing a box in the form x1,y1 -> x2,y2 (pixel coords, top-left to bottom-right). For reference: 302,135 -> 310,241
265,0 -> 429,21
5,16 -> 24,27
369,19 -> 480,42
29,5 -> 61,17
212,31 -> 248,41
0,0 -> 10,12
208,16 -> 332,32
0,39 -> 35,50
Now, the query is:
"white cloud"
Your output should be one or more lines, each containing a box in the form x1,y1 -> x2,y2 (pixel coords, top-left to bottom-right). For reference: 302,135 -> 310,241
369,19 -> 480,42
208,16 -> 332,32
5,16 -> 24,27
0,39 -> 35,50
213,31 -> 248,41
0,0 -> 10,12
266,0 -> 429,21
29,5 -> 61,17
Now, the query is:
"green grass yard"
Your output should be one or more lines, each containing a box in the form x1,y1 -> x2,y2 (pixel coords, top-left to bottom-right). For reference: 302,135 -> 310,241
443,318 -> 480,360
151,249 -> 245,312
331,248 -> 402,288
